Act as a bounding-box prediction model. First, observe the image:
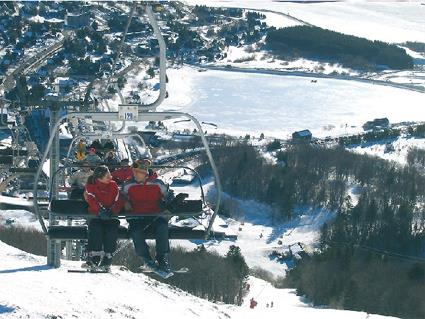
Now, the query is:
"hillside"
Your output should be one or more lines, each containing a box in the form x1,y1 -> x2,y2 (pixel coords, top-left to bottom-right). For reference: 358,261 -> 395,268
0,240 -> 396,319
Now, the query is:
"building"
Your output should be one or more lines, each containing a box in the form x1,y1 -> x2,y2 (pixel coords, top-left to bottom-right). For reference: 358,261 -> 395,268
292,129 -> 312,143
65,13 -> 91,28
362,118 -> 389,131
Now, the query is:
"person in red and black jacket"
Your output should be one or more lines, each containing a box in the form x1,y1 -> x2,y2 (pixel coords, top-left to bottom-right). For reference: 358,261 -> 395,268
83,165 -> 124,270
111,158 -> 133,185
122,159 -> 174,273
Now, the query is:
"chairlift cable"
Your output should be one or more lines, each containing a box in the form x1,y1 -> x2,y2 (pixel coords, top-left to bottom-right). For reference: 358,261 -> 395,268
328,240 -> 425,264
106,2 -> 136,92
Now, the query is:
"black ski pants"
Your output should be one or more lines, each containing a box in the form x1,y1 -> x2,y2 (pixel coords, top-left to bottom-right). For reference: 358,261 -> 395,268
87,218 -> 119,254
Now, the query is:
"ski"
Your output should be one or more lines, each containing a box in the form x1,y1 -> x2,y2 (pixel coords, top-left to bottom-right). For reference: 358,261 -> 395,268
68,268 -> 110,273
139,267 -> 189,279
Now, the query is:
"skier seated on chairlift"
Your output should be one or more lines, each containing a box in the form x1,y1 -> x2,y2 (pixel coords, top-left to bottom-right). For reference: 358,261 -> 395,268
122,159 -> 176,274
103,139 -> 115,152
83,165 -> 125,271
75,139 -> 86,161
111,158 -> 133,185
104,151 -> 119,170
84,147 -> 102,166
67,160 -> 92,200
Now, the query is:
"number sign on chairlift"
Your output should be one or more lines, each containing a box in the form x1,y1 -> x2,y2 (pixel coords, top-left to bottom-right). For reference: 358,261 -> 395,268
119,104 -> 139,121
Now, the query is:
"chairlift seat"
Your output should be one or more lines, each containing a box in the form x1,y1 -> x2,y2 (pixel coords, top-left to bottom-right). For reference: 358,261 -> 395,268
48,198 -> 211,240
0,155 -> 13,164
0,148 -> 28,156
47,224 -> 213,240
49,198 -> 203,218
9,167 -> 38,173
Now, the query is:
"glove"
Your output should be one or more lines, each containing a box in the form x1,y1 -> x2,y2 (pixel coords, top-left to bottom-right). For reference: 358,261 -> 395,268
174,193 -> 189,203
98,207 -> 113,220
166,193 -> 189,212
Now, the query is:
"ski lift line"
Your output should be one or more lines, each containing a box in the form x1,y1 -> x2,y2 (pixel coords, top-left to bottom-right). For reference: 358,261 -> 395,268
106,2 -> 136,90
95,5 -> 167,112
173,119 -> 191,124
114,83 -> 126,107
254,285 -> 268,299
32,111 -> 222,240
329,241 -> 425,264
201,121 -> 218,128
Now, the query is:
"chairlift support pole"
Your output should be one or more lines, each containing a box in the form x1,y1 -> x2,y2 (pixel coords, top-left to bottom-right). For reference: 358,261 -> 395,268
47,104 -> 61,267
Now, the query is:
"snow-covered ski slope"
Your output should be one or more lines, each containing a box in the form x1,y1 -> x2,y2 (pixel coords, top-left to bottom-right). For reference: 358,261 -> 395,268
184,0 -> 425,43
0,241 -> 396,319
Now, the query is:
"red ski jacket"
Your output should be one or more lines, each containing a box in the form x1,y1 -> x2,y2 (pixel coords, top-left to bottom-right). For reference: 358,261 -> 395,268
122,175 -> 171,214
111,167 -> 133,184
84,180 -> 124,215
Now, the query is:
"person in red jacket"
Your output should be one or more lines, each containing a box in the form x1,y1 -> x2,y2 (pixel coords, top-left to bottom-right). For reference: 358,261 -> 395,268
83,165 -> 124,270
111,158 -> 133,185
122,159 -> 174,273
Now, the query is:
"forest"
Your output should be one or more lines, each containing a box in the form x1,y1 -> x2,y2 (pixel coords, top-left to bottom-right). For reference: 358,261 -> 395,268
266,26 -> 414,70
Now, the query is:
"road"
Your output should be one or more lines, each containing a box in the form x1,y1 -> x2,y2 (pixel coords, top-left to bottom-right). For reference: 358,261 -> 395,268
196,64 -> 425,94
2,35 -> 68,92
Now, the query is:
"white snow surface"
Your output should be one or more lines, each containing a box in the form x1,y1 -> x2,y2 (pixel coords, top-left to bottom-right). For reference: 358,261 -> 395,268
349,135 -> 425,165
0,209 -> 41,231
184,0 -> 425,43
158,66 -> 425,139
0,240 -> 397,319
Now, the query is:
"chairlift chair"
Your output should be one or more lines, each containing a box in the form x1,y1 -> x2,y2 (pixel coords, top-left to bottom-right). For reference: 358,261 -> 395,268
31,4 -> 226,267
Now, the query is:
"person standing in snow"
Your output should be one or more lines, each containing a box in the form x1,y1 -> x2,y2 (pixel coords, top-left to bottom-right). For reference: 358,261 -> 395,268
122,159 -> 174,273
83,165 -> 124,270
250,298 -> 258,309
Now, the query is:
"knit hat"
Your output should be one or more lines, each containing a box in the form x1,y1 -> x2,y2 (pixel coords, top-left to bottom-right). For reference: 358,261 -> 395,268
132,159 -> 151,172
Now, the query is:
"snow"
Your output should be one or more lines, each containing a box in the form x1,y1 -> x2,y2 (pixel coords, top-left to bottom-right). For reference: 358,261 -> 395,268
0,240 -> 396,318
0,209 -> 41,231
349,135 -> 425,165
28,15 -> 45,23
0,195 -> 35,209
158,66 -> 425,139
184,0 -> 425,43
261,11 -> 301,29
0,2 -> 422,317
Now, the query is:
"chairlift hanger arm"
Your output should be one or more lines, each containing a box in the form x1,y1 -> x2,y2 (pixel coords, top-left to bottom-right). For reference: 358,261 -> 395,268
34,111 -> 221,237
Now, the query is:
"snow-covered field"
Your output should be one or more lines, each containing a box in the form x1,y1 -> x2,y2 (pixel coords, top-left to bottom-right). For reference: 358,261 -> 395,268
156,66 -> 425,139
349,135 -> 425,165
0,241 -> 397,319
184,0 -> 425,88
184,0 -> 425,43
